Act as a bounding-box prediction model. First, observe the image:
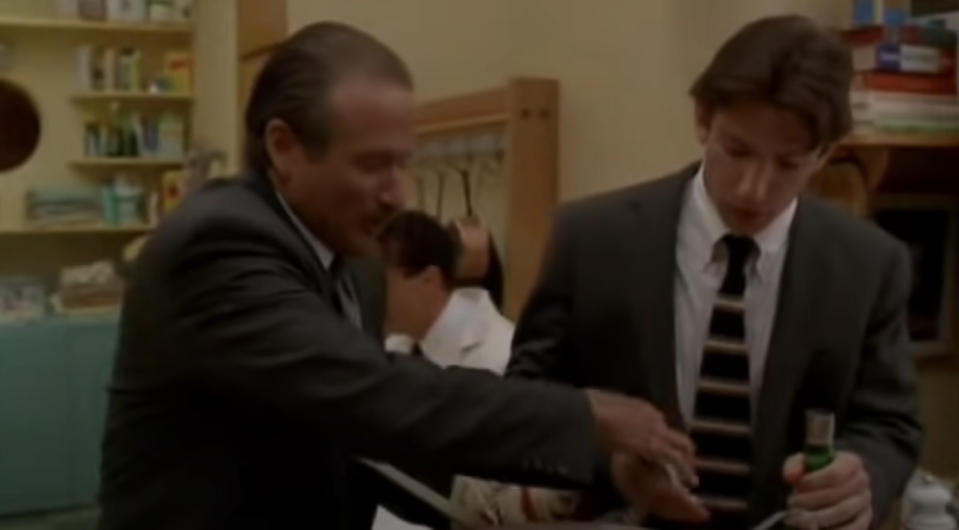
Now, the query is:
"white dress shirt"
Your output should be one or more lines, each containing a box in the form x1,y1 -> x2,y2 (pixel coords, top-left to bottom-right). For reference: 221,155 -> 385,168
385,287 -> 513,373
673,165 -> 797,422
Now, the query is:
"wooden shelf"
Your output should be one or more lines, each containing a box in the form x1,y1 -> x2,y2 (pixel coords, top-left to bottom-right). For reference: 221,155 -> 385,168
71,158 -> 182,168
0,16 -> 193,34
71,91 -> 193,103
0,224 -> 153,235
842,133 -> 959,148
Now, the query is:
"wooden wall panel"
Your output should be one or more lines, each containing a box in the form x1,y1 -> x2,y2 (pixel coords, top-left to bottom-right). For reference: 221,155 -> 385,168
237,0 -> 287,58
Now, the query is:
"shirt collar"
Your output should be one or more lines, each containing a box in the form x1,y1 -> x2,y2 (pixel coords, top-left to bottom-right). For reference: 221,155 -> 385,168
686,163 -> 796,281
418,288 -> 492,366
276,192 -> 335,269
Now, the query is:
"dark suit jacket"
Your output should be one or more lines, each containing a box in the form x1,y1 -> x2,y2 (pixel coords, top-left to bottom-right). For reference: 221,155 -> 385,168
509,165 -> 922,526
98,171 -> 601,530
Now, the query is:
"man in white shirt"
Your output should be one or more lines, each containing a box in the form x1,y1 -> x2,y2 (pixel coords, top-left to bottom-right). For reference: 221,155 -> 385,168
373,211 -> 579,530
380,211 -> 513,373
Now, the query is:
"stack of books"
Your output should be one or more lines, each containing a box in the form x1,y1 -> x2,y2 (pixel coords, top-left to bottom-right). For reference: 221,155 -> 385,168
24,187 -> 103,227
843,23 -> 959,137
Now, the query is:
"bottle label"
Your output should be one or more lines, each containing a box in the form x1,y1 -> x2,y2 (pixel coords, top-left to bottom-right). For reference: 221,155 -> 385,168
805,410 -> 835,448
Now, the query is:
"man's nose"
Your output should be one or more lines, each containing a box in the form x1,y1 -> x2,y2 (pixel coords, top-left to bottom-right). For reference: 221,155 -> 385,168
735,165 -> 773,203
379,170 -> 406,210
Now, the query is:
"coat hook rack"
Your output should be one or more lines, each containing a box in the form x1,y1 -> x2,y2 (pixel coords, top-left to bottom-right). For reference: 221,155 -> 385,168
410,78 -> 560,318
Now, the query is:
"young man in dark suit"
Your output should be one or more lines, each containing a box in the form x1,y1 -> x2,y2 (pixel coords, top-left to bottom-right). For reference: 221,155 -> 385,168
97,21 -> 698,530
509,14 -> 921,530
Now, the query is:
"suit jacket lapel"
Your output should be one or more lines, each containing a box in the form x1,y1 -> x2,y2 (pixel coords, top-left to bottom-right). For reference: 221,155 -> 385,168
344,258 -> 387,339
626,166 -> 698,425
751,198 -> 827,507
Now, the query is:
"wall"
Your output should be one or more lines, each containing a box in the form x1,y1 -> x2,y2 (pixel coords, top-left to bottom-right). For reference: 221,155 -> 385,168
279,0 -> 849,199
192,0 -> 238,172
286,0 -> 514,102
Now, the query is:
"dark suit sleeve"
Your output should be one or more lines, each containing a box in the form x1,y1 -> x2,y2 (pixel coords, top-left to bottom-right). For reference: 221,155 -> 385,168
507,209 -> 624,513
168,224 -> 600,489
837,243 -> 922,526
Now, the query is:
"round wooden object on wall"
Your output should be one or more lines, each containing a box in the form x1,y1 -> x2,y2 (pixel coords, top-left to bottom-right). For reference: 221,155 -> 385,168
0,79 -> 41,173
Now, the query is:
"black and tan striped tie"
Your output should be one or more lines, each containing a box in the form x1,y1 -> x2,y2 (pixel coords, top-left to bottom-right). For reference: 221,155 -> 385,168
645,235 -> 755,530
689,234 -> 755,529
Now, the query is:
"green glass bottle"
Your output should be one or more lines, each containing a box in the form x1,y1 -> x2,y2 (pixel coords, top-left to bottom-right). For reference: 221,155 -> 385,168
783,411 -> 837,530
803,409 -> 836,472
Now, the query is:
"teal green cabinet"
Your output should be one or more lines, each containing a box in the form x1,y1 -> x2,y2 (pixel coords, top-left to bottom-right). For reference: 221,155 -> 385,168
0,317 -> 118,517
0,323 -> 73,514
64,320 -> 116,507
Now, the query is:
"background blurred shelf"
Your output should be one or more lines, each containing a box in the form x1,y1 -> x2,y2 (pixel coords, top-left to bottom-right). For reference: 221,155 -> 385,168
70,158 -> 183,168
0,15 -> 193,34
842,133 -> 959,149
71,91 -> 194,103
0,225 -> 153,235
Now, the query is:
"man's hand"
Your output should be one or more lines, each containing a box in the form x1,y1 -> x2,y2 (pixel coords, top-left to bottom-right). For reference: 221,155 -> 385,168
783,452 -> 872,530
584,390 -> 696,483
612,454 -> 709,523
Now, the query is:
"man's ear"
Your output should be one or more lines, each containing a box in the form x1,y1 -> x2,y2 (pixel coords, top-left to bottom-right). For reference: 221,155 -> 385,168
420,265 -> 444,286
264,118 -> 298,184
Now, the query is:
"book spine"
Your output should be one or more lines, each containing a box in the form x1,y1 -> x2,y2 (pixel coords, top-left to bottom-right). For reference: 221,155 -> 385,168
853,120 -> 959,134
843,25 -> 958,48
855,43 -> 957,75
851,90 -> 959,105
854,103 -> 959,123
855,72 -> 958,95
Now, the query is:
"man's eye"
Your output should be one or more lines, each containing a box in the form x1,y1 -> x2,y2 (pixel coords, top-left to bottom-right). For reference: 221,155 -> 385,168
725,147 -> 750,158
357,157 -> 392,171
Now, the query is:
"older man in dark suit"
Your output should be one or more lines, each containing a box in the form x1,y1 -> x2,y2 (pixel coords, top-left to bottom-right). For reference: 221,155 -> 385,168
509,14 -> 921,530
97,20 -> 698,530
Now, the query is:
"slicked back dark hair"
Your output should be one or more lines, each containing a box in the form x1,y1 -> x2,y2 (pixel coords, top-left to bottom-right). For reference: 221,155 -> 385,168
379,210 -> 458,289
243,21 -> 413,171
690,14 -> 854,147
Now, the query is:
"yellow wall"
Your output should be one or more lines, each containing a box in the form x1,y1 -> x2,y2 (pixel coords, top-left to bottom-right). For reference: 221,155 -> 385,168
284,0 -> 850,199
192,0 -> 238,172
